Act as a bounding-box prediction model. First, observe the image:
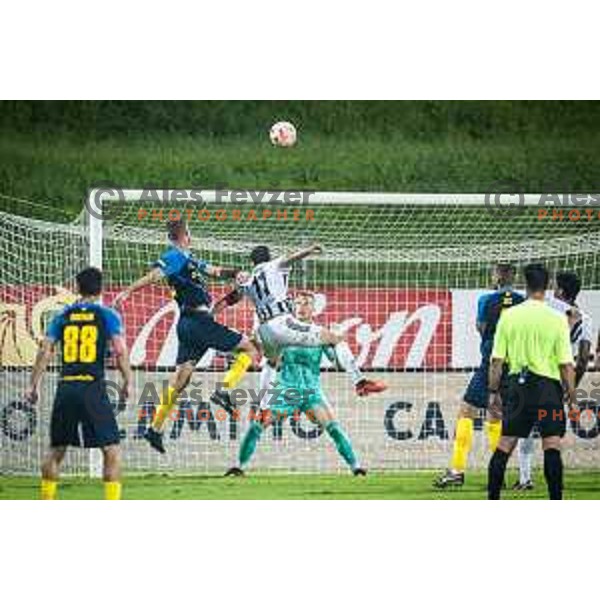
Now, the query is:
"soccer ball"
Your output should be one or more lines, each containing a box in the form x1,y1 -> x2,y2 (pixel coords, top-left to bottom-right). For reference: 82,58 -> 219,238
269,121 -> 297,147
235,270 -> 250,286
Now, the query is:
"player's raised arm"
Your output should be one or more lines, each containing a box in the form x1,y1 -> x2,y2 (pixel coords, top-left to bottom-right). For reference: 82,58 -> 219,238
204,264 -> 239,279
212,286 -> 243,316
113,267 -> 163,308
280,243 -> 322,268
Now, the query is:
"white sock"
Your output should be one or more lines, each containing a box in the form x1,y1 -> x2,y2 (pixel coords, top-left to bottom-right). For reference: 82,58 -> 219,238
334,341 -> 364,386
518,436 -> 534,484
258,361 -> 277,409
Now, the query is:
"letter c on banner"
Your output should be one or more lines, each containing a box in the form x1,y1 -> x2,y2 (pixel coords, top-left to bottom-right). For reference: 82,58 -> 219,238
384,402 -> 413,441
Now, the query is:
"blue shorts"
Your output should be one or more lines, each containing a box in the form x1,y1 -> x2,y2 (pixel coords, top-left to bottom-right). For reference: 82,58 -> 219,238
50,381 -> 120,448
176,310 -> 242,365
464,358 -> 510,410
464,364 -> 490,409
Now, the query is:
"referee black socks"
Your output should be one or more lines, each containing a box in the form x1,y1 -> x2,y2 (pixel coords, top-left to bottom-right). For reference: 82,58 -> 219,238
543,448 -> 563,500
488,449 -> 509,499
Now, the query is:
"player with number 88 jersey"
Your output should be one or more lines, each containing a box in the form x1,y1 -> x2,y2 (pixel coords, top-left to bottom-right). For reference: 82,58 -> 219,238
24,267 -> 133,500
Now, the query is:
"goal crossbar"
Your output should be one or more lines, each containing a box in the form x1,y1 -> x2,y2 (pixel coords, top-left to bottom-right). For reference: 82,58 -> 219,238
89,189 -> 545,206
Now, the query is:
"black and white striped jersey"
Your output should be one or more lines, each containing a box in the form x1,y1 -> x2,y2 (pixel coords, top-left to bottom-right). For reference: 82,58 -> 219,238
547,295 -> 593,357
239,258 -> 295,322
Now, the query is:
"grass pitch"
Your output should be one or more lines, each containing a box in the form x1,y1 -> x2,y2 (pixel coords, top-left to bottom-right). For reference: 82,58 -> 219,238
2,470 -> 599,500
2,129 -> 599,219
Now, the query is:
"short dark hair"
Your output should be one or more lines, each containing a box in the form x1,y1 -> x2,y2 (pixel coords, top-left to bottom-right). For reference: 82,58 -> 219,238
167,218 -> 189,241
250,245 -> 271,265
495,263 -> 516,285
556,271 -> 581,302
76,267 -> 103,296
523,263 -> 549,293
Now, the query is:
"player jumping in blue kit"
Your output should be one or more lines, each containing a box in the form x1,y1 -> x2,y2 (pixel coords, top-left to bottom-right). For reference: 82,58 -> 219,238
114,218 -> 259,454
434,263 -> 524,488
25,267 -> 132,500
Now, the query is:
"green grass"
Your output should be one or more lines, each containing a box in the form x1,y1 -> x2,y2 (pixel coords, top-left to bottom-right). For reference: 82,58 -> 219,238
2,101 -> 599,140
2,471 -> 599,500
1,130 -> 599,220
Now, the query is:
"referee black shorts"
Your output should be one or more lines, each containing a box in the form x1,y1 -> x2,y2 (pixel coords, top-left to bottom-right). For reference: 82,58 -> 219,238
502,372 -> 566,439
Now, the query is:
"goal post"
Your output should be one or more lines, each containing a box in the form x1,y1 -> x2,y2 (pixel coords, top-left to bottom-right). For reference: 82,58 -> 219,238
1,190 -> 599,476
86,195 -> 104,478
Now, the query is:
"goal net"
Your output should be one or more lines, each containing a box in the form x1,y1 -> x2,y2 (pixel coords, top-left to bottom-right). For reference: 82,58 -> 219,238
1,191 -> 600,476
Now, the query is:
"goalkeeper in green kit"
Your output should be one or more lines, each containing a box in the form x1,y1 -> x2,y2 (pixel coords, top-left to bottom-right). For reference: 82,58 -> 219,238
224,291 -> 374,476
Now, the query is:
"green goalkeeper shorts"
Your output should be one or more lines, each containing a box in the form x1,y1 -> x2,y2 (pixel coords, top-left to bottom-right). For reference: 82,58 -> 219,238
262,387 -> 330,421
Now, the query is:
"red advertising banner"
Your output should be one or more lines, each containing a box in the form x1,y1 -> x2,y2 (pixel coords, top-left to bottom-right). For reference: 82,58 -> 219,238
0,285 -> 452,369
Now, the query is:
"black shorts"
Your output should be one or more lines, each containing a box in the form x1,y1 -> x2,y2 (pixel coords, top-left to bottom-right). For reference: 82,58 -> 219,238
502,372 -> 566,439
50,380 -> 120,448
176,310 -> 243,365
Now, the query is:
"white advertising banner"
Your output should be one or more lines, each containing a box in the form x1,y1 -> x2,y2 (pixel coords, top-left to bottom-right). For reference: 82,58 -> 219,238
451,290 -> 600,368
2,371 -> 599,474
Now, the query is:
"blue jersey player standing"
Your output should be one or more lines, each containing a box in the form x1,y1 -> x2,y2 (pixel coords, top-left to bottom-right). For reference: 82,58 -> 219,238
434,263 -> 524,488
25,267 -> 132,500
114,218 -> 259,454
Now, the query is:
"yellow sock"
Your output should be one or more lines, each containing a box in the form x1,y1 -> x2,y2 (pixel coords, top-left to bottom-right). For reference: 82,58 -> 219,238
450,417 -> 474,473
151,386 -> 178,432
222,352 -> 252,389
486,420 -> 502,453
41,479 -> 57,500
104,481 -> 122,500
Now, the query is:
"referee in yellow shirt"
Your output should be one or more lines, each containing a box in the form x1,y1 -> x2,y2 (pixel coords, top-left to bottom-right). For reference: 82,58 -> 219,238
487,263 -> 576,500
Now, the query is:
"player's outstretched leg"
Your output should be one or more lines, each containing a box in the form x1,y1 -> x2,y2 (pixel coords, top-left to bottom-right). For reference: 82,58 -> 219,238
40,447 -> 66,500
212,336 -> 260,416
320,329 -> 386,397
221,337 -> 259,392
144,362 -> 195,454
